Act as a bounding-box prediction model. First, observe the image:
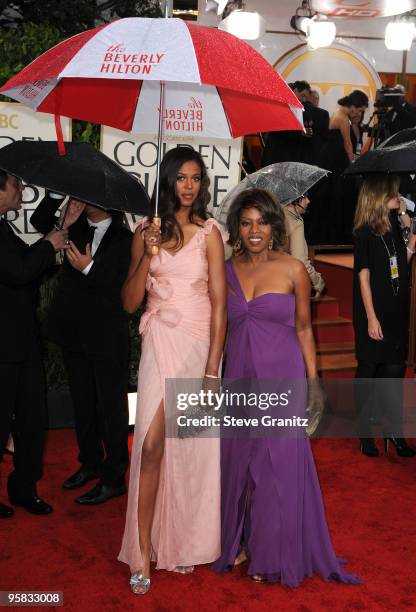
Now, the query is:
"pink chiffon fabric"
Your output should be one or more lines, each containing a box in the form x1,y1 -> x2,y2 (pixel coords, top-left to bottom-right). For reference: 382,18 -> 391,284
118,218 -> 222,572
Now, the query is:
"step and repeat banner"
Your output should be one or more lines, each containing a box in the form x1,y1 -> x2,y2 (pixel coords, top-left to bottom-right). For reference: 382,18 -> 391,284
0,102 -> 71,244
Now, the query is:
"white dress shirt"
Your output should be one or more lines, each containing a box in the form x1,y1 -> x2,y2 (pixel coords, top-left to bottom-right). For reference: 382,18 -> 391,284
82,216 -> 112,275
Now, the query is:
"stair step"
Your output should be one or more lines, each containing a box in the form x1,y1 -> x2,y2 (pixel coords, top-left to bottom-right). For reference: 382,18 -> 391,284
311,295 -> 339,319
321,370 -> 355,379
313,295 -> 338,303
317,352 -> 357,372
313,316 -> 354,343
313,315 -> 352,325
316,341 -> 355,355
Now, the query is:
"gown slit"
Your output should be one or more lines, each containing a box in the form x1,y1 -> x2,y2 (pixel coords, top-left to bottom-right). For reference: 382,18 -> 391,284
119,219 -> 222,572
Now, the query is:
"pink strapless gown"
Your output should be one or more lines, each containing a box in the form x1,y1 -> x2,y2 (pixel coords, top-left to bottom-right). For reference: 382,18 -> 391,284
118,218 -> 221,572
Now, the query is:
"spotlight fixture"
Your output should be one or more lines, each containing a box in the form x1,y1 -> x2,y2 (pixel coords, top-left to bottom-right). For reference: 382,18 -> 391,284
385,18 -> 416,51
291,0 -> 336,49
305,18 -> 336,49
216,1 -> 266,41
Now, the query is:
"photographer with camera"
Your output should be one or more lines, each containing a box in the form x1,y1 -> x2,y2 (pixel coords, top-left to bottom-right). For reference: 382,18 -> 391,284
386,85 -> 416,135
368,85 -> 416,146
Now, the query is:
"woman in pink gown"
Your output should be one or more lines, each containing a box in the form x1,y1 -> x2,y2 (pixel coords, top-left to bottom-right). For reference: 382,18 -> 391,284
118,148 -> 226,594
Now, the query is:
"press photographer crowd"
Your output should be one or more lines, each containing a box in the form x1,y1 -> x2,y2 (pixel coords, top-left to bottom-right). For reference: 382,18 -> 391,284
261,80 -> 416,246
1,60 -> 416,598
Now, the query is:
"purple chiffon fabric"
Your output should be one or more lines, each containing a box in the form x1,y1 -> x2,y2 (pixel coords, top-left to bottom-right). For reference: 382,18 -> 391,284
212,260 -> 360,587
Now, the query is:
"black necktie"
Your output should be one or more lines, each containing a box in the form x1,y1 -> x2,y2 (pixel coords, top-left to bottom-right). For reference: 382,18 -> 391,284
86,225 -> 97,250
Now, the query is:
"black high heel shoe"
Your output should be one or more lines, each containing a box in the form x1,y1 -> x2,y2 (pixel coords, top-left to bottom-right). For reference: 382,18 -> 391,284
383,438 -> 416,457
359,438 -> 379,457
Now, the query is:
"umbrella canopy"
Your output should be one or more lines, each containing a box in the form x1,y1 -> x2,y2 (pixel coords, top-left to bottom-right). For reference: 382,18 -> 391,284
0,18 -> 303,139
214,162 -> 329,226
0,140 -> 151,215
343,141 -> 416,176
379,128 -> 416,148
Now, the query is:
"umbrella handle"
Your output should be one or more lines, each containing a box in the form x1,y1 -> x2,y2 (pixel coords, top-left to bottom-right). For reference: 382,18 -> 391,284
151,215 -> 161,256
59,200 -> 69,230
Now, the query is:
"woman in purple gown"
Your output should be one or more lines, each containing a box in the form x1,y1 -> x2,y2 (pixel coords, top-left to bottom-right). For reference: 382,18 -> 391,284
213,188 -> 360,586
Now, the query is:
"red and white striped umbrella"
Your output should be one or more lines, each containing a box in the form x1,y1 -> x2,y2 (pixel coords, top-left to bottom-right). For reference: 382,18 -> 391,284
0,17 -> 303,139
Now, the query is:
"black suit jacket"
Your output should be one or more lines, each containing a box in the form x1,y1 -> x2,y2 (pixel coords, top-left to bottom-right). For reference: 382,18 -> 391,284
0,218 -> 55,362
261,102 -> 329,167
30,196 -> 133,360
261,130 -> 306,166
303,102 -> 330,162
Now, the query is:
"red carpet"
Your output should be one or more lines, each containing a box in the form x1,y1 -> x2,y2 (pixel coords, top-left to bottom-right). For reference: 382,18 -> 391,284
1,430 -> 416,611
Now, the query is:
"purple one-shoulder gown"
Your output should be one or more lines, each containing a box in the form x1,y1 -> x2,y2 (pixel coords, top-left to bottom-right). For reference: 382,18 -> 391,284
212,260 -> 360,586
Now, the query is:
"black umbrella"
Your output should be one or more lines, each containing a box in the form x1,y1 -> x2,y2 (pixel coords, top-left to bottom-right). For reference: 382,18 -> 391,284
0,141 -> 151,215
343,141 -> 416,176
379,128 -> 416,148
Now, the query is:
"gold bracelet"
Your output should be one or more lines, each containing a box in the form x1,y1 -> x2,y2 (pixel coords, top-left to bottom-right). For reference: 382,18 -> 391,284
204,373 -> 218,379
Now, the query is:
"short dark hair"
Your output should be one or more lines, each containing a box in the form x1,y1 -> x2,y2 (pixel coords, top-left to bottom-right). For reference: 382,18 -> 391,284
291,80 -> 311,93
338,89 -> 369,108
0,169 -> 8,190
226,188 -> 286,251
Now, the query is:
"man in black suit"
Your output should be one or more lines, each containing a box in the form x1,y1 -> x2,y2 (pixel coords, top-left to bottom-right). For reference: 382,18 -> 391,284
0,171 -> 68,517
261,80 -> 329,167
305,89 -> 330,164
31,194 -> 132,505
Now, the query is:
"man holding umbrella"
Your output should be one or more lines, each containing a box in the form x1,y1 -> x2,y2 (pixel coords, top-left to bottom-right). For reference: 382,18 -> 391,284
0,170 -> 68,517
31,194 -> 133,505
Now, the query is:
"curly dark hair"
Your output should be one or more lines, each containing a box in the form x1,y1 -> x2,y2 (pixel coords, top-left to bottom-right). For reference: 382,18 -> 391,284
226,188 -> 286,252
151,147 -> 211,250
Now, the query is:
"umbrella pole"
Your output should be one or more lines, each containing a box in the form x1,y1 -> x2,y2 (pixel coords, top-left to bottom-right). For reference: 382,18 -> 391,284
238,161 -> 255,187
57,199 -> 69,264
151,80 -> 166,255
238,161 -> 249,178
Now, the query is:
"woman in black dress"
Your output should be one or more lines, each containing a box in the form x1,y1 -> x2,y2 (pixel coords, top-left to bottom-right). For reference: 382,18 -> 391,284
353,174 -> 416,457
315,90 -> 368,244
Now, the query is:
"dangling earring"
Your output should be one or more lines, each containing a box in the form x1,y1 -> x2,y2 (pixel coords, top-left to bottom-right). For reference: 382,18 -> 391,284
268,239 -> 273,250
233,238 -> 242,254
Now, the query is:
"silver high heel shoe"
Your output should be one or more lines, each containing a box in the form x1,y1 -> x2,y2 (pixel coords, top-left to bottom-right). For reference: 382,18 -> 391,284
130,573 -> 151,595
